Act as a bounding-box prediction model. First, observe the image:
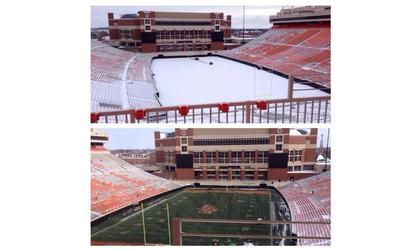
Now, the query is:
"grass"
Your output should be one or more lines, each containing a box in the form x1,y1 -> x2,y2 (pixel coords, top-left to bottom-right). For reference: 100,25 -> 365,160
91,188 -> 288,245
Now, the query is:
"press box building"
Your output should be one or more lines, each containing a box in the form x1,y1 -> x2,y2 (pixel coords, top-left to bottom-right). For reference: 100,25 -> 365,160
154,128 -> 319,181
108,10 -> 232,52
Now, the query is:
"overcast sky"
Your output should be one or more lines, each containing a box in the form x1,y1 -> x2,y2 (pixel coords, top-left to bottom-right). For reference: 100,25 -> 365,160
100,128 -> 331,150
91,6 -> 286,29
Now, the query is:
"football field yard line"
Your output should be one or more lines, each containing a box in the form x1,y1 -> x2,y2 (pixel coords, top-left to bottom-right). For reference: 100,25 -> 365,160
91,190 -> 185,237
92,189 -> 294,245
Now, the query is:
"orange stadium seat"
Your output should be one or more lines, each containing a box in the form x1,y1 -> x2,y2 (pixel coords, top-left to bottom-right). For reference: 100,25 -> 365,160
277,172 -> 331,246
91,151 -> 181,218
221,27 -> 331,88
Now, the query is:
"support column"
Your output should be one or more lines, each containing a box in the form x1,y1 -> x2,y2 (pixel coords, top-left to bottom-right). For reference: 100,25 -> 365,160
288,75 -> 294,100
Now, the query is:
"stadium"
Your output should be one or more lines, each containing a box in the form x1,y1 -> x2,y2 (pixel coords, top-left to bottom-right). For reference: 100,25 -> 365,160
91,128 -> 331,246
91,6 -> 331,123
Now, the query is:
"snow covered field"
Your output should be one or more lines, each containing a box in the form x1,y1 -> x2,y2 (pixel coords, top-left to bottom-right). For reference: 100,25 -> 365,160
151,56 -> 329,106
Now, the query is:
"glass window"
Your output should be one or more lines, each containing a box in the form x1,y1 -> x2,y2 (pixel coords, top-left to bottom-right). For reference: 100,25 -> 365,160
176,30 -> 182,39
289,150 -> 295,161
181,146 -> 187,152
231,151 -> 241,163
303,165 -> 314,171
258,151 -> 268,163
206,152 -> 216,163
295,150 -> 302,161
194,152 -> 203,163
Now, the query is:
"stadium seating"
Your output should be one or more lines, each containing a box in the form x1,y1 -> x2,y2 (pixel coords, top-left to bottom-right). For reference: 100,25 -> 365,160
91,151 -> 181,220
126,54 -> 153,82
277,172 -> 331,246
91,41 -> 161,112
221,27 -> 331,88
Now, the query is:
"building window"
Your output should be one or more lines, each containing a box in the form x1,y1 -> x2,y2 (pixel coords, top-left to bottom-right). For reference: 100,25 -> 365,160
194,152 -> 203,163
206,152 -> 216,163
215,20 -> 220,24
215,25 -> 220,31
289,149 -> 302,162
164,151 -> 173,163
157,31 -> 164,40
167,31 -> 174,40
176,30 -> 182,39
205,31 -> 211,38
231,151 -> 241,163
295,150 -> 302,162
185,30 -> 193,39
155,20 -> 211,26
145,19 -> 151,24
195,30 -> 201,39
145,25 -> 151,31
257,151 -> 268,163
294,166 -> 302,171
181,146 -> 188,153
193,137 -> 269,146
218,151 -> 227,163
181,138 -> 187,144
303,165 -> 314,171
275,134 -> 284,152
244,151 -> 255,163
275,135 -> 283,152
288,150 -> 294,162
120,29 -> 133,39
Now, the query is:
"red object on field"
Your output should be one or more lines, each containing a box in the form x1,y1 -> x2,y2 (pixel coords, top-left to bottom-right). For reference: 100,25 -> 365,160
178,106 -> 189,116
218,103 -> 229,113
134,109 -> 146,120
91,113 -> 99,123
256,100 -> 267,110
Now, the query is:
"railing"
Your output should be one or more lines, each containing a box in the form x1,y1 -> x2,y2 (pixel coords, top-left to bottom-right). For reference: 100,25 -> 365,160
91,96 -> 330,124
91,75 -> 330,124
172,218 -> 330,245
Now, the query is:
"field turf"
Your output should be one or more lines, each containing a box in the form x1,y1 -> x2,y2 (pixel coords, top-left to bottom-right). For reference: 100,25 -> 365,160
91,188 -> 281,245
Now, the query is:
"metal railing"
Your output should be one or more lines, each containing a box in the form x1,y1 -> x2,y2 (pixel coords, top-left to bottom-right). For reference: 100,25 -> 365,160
91,75 -> 330,124
172,218 -> 330,245
91,96 -> 330,124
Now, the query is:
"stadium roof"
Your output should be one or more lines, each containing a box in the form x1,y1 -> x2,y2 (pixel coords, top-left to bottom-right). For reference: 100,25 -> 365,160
121,13 -> 138,18
290,129 -> 309,136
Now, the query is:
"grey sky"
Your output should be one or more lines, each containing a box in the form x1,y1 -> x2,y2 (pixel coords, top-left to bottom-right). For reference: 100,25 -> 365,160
100,128 -> 173,150
91,6 -> 285,29
99,128 -> 331,150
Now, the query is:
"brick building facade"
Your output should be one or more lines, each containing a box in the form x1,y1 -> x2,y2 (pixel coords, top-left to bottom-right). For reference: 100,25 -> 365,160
154,128 -> 319,181
108,11 -> 232,53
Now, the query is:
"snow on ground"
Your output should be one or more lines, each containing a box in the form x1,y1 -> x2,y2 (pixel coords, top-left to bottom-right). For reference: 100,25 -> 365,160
151,56 -> 329,106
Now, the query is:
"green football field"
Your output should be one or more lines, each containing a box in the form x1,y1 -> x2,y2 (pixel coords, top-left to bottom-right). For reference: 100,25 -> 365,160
91,188 -> 291,246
